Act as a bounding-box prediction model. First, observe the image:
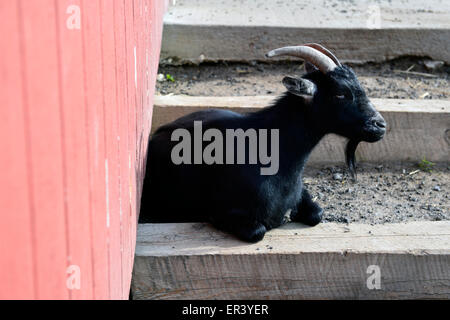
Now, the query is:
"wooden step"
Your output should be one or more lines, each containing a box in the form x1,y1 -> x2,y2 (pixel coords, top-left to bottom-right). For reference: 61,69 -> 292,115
132,221 -> 450,299
152,95 -> 450,163
161,0 -> 450,64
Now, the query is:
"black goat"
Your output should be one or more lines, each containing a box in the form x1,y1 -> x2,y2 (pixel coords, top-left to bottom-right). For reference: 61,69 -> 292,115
139,44 -> 386,243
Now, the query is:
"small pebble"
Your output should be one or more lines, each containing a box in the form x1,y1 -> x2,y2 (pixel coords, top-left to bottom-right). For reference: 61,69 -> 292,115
156,73 -> 165,82
433,185 -> 441,191
424,60 -> 444,71
333,173 -> 343,181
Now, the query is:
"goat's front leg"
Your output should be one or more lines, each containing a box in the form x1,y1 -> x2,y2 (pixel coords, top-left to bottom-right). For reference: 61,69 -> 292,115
291,187 -> 323,226
210,209 -> 267,243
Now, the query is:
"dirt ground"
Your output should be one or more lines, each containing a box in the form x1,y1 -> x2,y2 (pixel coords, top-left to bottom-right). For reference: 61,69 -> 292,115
303,162 -> 449,224
152,58 -> 449,223
156,57 -> 449,99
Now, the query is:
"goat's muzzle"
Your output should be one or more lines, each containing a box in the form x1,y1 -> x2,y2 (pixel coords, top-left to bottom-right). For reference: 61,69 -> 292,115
363,113 -> 387,142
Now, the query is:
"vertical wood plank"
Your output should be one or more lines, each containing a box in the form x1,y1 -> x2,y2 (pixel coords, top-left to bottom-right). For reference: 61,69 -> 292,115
55,0 -> 94,299
19,0 -> 69,299
100,0 -> 123,300
129,0 -> 144,292
114,0 -> 132,298
124,0 -> 138,298
81,0 -> 110,299
0,0 -> 35,300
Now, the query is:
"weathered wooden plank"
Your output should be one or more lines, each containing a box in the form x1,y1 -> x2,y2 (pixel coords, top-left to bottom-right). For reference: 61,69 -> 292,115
132,222 -> 450,300
101,0 -> 124,300
125,0 -> 138,262
161,1 -> 450,64
154,95 -> 450,113
56,0 -> 94,299
152,95 -> 450,163
0,0 -> 35,299
81,0 -> 111,299
112,0 -> 130,300
20,0 -> 70,299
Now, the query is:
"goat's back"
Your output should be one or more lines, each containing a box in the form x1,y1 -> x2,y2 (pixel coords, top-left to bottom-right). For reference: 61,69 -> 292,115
139,109 -> 254,223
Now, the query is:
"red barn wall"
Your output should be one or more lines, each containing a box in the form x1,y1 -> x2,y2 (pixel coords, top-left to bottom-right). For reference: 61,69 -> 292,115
0,0 -> 167,299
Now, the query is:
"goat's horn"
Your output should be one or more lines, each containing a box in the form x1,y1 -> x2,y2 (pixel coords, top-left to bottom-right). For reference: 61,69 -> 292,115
265,45 -> 337,74
303,43 -> 342,67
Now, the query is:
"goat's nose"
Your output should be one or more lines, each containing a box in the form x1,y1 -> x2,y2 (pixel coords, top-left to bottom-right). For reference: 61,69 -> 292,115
374,119 -> 386,128
371,116 -> 386,129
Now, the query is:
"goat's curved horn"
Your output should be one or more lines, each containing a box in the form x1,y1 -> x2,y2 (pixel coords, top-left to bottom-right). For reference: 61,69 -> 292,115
265,45 -> 337,74
303,43 -> 342,67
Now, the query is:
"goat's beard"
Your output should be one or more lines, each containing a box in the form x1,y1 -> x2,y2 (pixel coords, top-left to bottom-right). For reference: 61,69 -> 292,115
345,139 -> 360,182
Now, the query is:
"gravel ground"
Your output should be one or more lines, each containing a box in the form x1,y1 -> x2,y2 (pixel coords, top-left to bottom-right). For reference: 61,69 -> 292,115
156,57 -> 449,99
153,58 -> 449,224
304,162 -> 449,224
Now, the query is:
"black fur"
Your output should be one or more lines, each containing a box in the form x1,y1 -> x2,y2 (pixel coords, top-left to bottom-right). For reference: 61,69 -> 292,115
139,65 -> 386,242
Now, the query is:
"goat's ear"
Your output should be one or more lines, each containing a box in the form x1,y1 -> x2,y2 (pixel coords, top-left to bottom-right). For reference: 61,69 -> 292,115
282,76 -> 317,101
304,62 -> 318,73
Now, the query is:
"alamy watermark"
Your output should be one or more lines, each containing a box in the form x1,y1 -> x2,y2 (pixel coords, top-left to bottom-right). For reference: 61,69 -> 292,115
171,121 -> 279,175
366,265 -> 381,290
66,5 -> 81,30
66,265 -> 81,290
366,4 -> 381,29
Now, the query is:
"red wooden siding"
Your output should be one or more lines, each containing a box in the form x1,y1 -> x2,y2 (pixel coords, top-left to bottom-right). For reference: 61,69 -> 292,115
0,0 -> 167,300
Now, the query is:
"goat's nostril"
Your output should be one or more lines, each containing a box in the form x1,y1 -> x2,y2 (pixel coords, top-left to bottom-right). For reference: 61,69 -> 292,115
371,118 -> 386,129
375,120 -> 386,129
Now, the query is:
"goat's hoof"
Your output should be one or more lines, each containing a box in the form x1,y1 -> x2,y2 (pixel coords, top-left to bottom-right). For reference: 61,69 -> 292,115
298,208 -> 323,226
238,224 -> 267,243
304,212 -> 323,226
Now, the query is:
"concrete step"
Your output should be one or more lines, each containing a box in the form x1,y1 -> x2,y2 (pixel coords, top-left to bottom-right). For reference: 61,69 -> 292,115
162,0 -> 450,64
152,95 -> 450,163
132,221 -> 450,299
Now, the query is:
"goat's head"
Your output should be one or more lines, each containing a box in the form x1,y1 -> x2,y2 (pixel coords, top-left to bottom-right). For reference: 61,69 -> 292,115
266,43 -> 387,179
